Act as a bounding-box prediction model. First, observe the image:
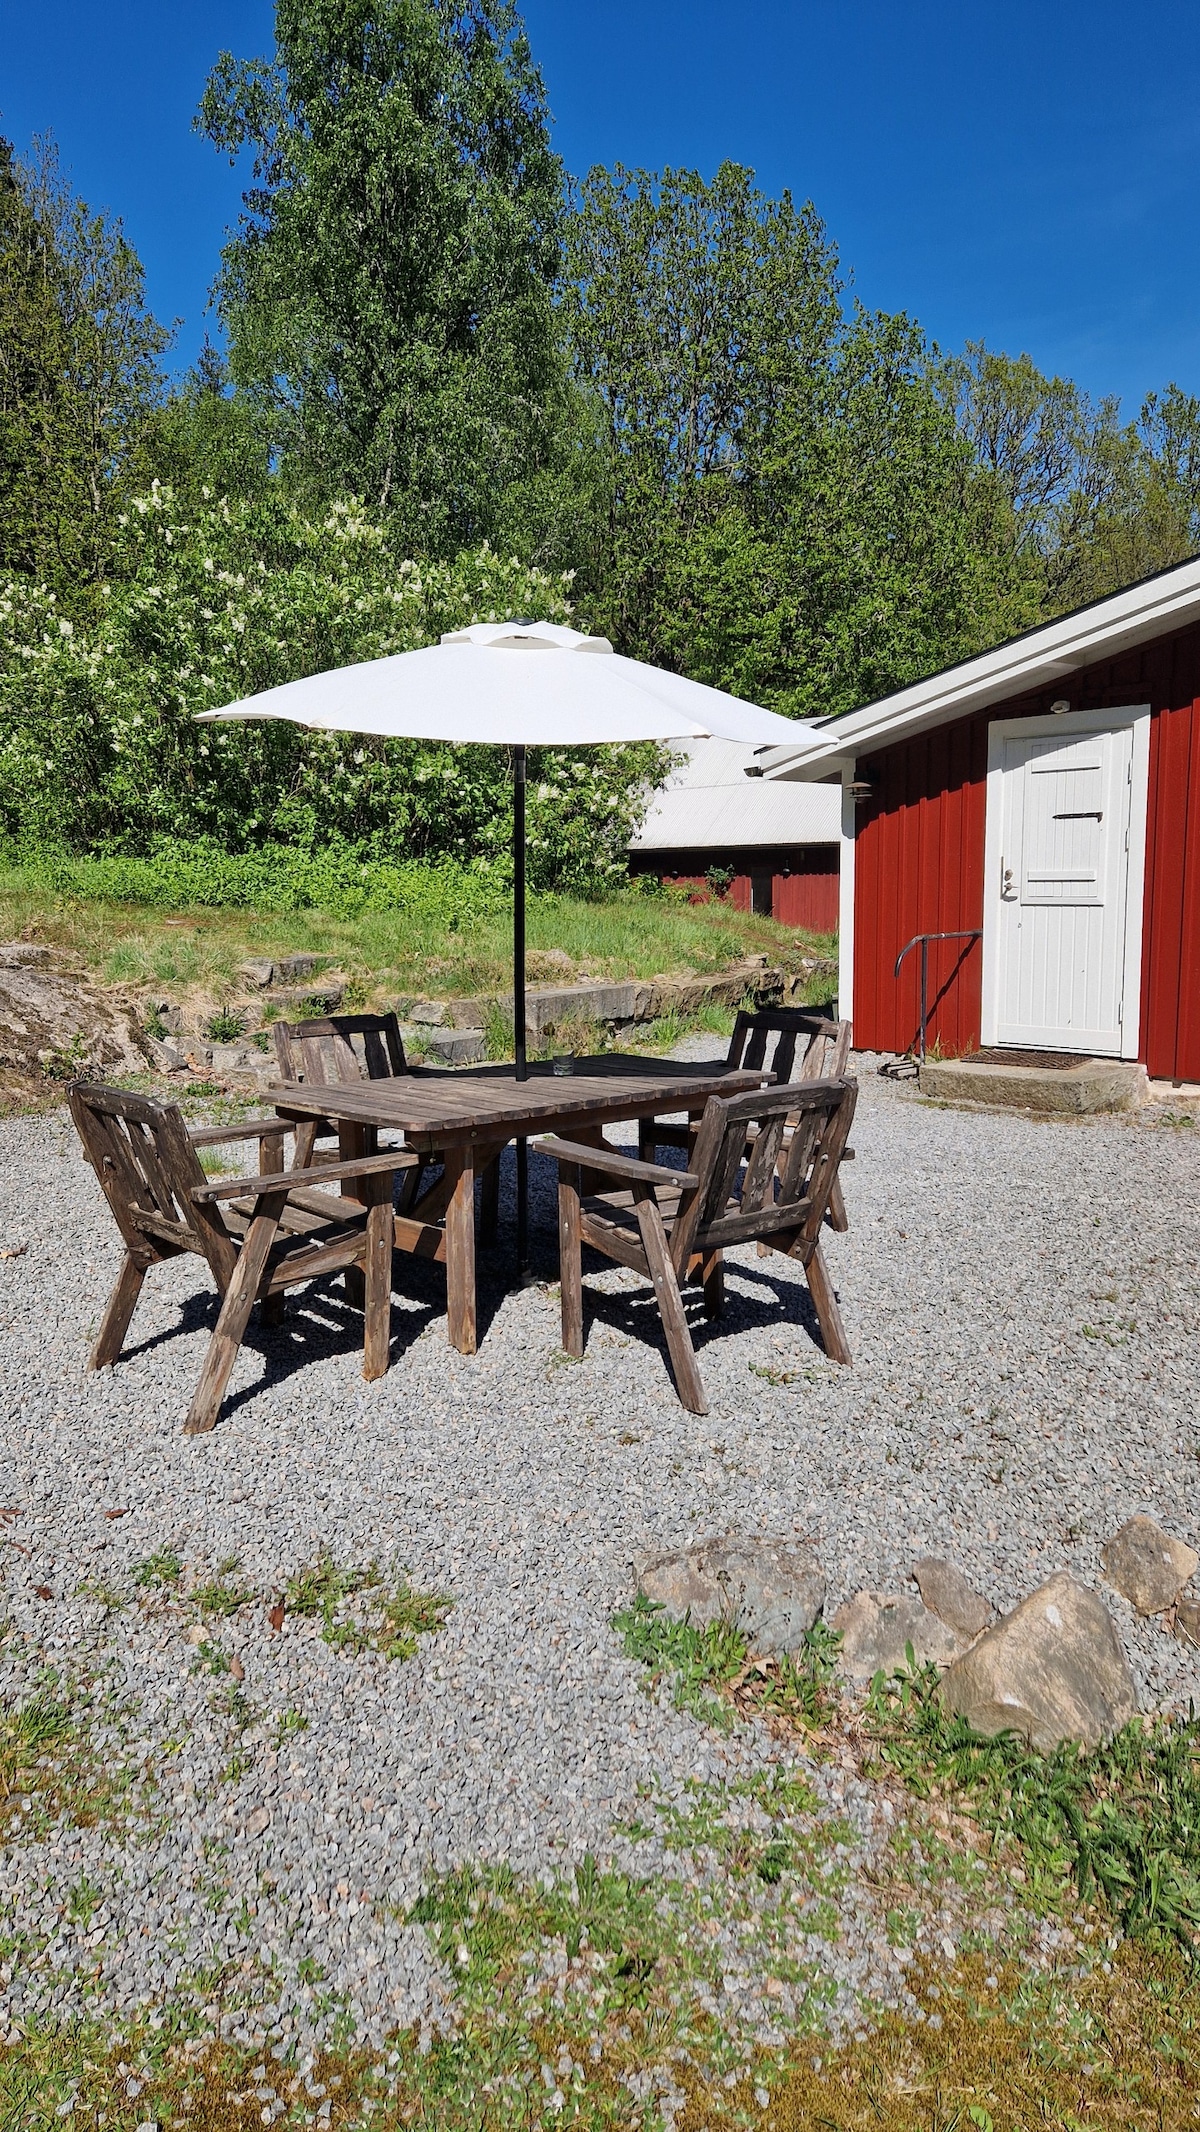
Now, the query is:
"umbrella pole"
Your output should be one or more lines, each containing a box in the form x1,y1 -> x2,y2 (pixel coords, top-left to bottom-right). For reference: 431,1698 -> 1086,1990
513,746 -> 530,1280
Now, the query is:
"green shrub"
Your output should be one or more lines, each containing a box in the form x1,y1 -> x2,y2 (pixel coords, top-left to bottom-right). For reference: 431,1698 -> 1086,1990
1,838 -> 514,926
0,487 -> 666,892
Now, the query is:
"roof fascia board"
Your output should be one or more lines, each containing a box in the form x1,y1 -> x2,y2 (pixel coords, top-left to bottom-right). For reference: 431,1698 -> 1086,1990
763,559 -> 1200,775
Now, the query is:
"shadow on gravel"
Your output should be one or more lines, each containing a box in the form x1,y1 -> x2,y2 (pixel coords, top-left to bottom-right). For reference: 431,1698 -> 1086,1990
112,1275 -> 444,1425
578,1248 -> 830,1378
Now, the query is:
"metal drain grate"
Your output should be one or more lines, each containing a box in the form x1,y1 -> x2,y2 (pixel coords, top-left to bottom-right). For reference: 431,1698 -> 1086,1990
963,1048 -> 1099,1071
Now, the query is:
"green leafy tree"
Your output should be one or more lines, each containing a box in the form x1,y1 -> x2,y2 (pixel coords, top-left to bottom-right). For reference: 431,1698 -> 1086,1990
199,0 -> 568,551
16,136 -> 172,584
130,336 -> 274,506
563,162 -> 990,716
0,135 -> 78,580
944,342 -> 1200,621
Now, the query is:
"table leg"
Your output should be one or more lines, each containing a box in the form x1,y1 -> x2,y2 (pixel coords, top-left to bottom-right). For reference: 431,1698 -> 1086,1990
444,1148 -> 478,1354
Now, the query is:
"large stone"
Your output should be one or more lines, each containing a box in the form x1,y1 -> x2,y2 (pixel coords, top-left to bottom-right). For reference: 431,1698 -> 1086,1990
408,999 -> 448,1026
1101,1515 -> 1199,1616
146,1037 -> 189,1075
938,1572 -> 1137,1751
263,981 -> 345,1015
0,942 -> 50,969
636,1535 -> 825,1659
912,1557 -> 994,1639
208,1043 -> 273,1078
238,958 -> 275,989
273,953 -> 325,984
831,1591 -> 962,1681
526,981 -> 637,1043
402,1026 -> 486,1066
0,967 -> 152,1080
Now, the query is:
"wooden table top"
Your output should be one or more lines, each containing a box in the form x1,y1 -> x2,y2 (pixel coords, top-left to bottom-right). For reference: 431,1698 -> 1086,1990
267,1055 -> 773,1150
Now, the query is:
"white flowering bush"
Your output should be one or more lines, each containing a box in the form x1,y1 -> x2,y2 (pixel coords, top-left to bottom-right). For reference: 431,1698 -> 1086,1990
0,486 -> 664,894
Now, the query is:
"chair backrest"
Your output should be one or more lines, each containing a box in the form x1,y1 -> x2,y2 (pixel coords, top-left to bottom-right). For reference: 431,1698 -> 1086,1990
68,1082 -> 237,1286
273,1011 -> 407,1088
670,1077 -> 857,1272
725,1007 -> 851,1085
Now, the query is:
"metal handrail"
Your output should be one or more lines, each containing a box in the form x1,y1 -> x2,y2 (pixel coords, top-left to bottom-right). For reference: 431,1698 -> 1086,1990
893,930 -> 983,1061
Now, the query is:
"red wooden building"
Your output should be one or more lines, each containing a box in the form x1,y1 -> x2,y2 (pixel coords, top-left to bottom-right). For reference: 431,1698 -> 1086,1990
760,557 -> 1200,1080
629,739 -> 840,933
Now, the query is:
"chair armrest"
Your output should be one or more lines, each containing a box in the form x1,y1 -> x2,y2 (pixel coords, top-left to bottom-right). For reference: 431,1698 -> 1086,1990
189,1118 -> 293,1148
531,1136 -> 697,1189
191,1149 -> 417,1203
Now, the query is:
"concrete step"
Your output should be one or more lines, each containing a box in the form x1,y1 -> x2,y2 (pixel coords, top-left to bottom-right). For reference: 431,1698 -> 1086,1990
918,1053 -> 1149,1113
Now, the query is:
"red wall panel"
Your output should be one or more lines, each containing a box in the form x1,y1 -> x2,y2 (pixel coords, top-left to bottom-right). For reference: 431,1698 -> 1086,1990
772,859 -> 840,932
852,622 -> 1200,1077
634,845 -> 839,933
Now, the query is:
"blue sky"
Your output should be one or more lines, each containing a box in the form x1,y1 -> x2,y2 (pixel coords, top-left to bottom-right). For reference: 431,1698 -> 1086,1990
4,0 -> 1200,411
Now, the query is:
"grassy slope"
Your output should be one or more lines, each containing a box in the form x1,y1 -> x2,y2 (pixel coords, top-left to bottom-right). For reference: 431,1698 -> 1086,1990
0,870 -> 835,1007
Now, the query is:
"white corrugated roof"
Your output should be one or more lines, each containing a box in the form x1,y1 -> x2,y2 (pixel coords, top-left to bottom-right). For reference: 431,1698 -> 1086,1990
631,740 -> 840,850
757,551 -> 1200,781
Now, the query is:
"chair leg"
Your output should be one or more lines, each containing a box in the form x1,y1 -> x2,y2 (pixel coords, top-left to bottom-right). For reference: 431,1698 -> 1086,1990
558,1172 -> 584,1358
184,1196 -> 285,1435
88,1253 -> 146,1369
638,1119 -> 655,1164
361,1180 -> 394,1381
702,1249 -> 724,1319
634,1189 -> 708,1414
803,1239 -> 852,1365
259,1130 -> 286,1324
826,1174 -> 849,1233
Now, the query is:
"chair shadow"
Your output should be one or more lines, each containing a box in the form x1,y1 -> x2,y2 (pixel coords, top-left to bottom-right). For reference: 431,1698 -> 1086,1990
576,1244 -> 831,1374
111,1266 -> 444,1425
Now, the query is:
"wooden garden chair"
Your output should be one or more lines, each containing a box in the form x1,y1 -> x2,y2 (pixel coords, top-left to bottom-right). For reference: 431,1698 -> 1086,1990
68,1082 -> 416,1435
534,1076 -> 857,1415
639,1008 -> 854,1230
273,1010 -> 500,1242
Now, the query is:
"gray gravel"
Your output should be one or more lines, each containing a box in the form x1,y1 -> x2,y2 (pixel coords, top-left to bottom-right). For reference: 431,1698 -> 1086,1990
1,1058 -> 1198,2056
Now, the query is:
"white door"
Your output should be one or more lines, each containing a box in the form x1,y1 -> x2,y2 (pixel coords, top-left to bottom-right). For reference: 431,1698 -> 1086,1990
981,708 -> 1150,1057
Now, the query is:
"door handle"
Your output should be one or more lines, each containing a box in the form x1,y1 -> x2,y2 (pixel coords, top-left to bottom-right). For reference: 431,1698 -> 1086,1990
1000,861 -> 1017,900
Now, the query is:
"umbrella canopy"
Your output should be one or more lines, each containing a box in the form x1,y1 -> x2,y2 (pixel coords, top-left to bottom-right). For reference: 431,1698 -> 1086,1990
200,621 -> 803,1270
200,620 -> 804,747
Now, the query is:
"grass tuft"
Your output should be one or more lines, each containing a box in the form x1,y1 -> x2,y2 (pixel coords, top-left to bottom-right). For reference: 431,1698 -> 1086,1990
284,1548 -> 452,1661
612,1593 -> 842,1732
864,1661 -> 1200,1952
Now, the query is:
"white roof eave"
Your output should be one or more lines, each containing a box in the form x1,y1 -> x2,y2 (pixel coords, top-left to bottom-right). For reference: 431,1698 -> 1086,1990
758,554 -> 1200,778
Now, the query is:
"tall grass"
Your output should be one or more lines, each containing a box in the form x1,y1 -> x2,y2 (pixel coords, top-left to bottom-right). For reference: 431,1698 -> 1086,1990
0,867 -> 835,1002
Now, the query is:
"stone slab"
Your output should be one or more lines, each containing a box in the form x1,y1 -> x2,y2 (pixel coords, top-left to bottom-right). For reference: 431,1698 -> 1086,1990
919,1055 -> 1149,1114
402,1026 -> 486,1066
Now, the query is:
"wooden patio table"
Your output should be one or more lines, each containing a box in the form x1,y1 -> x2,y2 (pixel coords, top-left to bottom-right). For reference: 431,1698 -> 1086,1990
266,1054 -> 773,1356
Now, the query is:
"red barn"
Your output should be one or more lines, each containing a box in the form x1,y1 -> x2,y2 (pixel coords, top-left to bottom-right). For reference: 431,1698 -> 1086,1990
760,556 -> 1200,1080
629,739 -> 841,932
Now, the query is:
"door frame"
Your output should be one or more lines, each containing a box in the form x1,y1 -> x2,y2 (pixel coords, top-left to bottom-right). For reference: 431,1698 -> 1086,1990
980,704 -> 1151,1059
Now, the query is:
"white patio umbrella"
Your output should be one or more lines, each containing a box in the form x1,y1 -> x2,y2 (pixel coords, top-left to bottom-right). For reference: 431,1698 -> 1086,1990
199,619 -> 805,1266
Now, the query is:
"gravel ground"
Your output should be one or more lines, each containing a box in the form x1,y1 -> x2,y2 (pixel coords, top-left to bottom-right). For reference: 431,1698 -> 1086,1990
0,1058 -> 1198,2058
